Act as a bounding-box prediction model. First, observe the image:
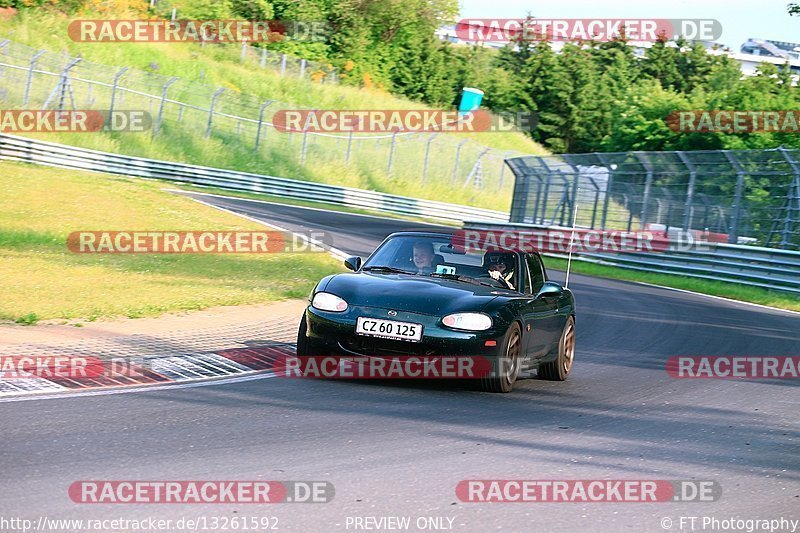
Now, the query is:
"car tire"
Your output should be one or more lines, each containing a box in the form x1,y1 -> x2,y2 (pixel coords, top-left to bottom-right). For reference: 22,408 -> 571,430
296,314 -> 310,357
480,322 -> 522,393
538,315 -> 575,381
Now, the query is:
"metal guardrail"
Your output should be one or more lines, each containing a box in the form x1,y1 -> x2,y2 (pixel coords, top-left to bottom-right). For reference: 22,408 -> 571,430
0,133 -> 509,223
463,221 -> 800,295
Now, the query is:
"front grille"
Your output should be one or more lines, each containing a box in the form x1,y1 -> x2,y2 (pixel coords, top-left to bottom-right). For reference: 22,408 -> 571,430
339,335 -> 439,358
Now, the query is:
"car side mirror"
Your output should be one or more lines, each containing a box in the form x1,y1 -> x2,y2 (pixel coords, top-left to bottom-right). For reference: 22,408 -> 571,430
535,281 -> 563,299
344,256 -> 362,271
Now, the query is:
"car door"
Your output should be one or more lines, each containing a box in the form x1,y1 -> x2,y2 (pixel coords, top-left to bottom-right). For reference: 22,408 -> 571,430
522,253 -> 562,359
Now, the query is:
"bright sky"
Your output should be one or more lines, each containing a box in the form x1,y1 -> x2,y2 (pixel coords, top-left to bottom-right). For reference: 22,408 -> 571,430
458,0 -> 797,50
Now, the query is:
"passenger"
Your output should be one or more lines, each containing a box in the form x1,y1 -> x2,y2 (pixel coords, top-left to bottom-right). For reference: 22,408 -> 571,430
487,257 -> 515,290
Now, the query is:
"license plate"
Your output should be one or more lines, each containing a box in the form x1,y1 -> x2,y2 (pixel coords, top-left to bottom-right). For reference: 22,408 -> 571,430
355,317 -> 423,342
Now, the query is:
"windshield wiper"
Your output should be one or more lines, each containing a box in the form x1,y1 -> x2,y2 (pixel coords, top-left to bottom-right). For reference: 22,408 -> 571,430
362,266 -> 414,275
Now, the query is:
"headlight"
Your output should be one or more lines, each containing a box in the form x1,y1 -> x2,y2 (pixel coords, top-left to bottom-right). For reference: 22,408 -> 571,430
312,292 -> 348,312
442,313 -> 492,331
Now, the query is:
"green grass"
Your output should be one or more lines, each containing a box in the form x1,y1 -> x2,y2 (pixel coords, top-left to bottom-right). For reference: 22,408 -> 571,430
0,160 -> 342,323
543,256 -> 800,312
0,9 -> 547,212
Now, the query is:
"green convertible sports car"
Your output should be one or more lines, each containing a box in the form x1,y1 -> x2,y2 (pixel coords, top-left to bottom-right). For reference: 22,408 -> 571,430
296,231 -> 576,392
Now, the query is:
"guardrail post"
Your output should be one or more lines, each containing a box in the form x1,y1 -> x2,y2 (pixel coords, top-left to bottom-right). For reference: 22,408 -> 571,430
108,66 -> 127,117
280,54 -> 287,75
677,151 -> 696,232
422,134 -> 437,184
299,59 -> 306,78
387,132 -> 398,176
260,47 -> 267,68
241,40 -> 248,63
205,88 -> 225,138
451,139 -> 468,184
724,151 -> 746,244
254,100 -> 273,151
634,152 -> 653,230
23,50 -> 46,107
154,77 -> 177,135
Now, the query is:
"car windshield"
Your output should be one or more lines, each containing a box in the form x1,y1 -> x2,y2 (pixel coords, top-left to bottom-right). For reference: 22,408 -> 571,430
362,235 -> 518,289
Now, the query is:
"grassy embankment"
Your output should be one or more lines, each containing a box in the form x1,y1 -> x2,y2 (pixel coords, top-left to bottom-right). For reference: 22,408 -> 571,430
0,161 -> 342,324
0,10 -> 547,212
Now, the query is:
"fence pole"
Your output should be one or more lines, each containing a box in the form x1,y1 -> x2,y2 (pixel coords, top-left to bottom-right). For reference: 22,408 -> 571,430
464,148 -> 490,187
254,100 -> 273,151
422,134 -> 437,184
387,132 -> 398,176
154,77 -> 177,135
108,66 -> 127,117
634,152 -> 653,230
595,154 -> 614,230
723,151 -> 746,244
498,150 -> 512,190
299,111 -> 315,165
451,139 -> 468,184
260,47 -> 267,68
676,151 -> 696,232
206,88 -> 224,138
345,129 -> 354,165
299,59 -> 306,78
301,131 -> 309,164
54,58 -> 81,110
241,40 -> 248,63
23,50 -> 46,107
538,160 -> 554,224
280,54 -> 287,75
777,147 -> 800,249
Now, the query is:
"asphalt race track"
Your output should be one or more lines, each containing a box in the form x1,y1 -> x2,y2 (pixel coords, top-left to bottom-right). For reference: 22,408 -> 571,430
2,193 -> 798,532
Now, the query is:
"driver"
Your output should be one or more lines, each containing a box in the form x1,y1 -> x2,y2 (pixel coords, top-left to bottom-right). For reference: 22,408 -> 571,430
412,241 -> 436,275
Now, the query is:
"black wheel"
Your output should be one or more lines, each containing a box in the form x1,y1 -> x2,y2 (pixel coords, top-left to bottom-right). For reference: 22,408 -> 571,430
538,315 -> 575,381
296,314 -> 310,357
480,323 -> 522,393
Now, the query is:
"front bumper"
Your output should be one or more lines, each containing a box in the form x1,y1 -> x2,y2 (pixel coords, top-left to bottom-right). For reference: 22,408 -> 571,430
304,305 -> 504,358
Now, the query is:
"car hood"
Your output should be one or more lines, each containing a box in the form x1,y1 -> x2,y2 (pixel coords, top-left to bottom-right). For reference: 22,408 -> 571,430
322,272 -> 511,316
